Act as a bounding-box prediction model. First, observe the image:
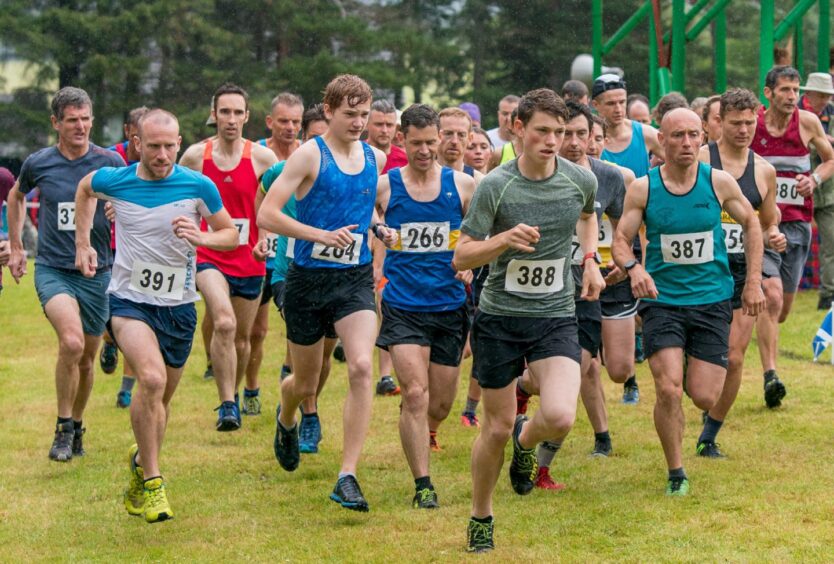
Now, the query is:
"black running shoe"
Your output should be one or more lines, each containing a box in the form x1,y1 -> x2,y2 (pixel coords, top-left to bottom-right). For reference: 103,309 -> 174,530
99,342 -> 118,374
466,518 -> 495,553
273,406 -> 300,471
508,415 -> 537,495
696,440 -> 726,458
592,437 -> 611,457
330,475 -> 369,512
72,426 -> 86,457
375,375 -> 400,396
412,487 -> 439,509
763,372 -> 786,408
49,422 -> 74,462
333,341 -> 346,362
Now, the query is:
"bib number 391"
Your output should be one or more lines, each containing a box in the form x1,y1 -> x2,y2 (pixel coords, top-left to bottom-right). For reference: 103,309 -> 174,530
312,233 -> 362,265
775,177 -> 804,206
660,231 -> 714,265
58,202 -> 76,231
505,259 -> 564,294
129,260 -> 186,300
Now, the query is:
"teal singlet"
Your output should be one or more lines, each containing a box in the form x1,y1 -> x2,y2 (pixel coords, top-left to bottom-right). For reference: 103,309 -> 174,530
643,162 -> 732,306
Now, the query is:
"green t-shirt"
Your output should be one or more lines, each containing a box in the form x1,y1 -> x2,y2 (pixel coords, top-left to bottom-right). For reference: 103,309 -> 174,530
460,157 -> 597,317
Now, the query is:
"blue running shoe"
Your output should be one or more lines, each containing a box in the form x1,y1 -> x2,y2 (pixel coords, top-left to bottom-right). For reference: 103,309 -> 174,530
116,390 -> 132,409
622,378 -> 640,405
215,401 -> 241,432
330,475 -> 369,512
299,413 -> 322,454
100,342 -> 118,374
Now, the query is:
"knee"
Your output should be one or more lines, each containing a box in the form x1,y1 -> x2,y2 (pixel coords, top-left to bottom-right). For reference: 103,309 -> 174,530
212,314 -> 236,340
138,371 -> 165,398
606,360 -> 632,383
428,395 -> 454,420
655,379 -> 683,404
727,350 -> 745,374
58,333 -> 85,362
401,384 -> 428,412
289,374 -> 318,398
347,355 -> 373,379
539,406 -> 576,436
249,324 -> 268,346
482,417 -> 514,446
689,387 -> 719,411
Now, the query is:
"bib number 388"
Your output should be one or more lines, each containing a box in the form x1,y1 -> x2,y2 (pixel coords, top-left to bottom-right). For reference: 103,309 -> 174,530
505,259 -> 564,294
312,233 -> 362,265
660,231 -> 714,265
129,260 -> 186,300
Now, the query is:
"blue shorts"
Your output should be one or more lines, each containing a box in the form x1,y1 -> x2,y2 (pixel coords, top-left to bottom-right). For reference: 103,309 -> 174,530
108,294 -> 197,368
34,264 -> 110,336
196,262 -> 263,301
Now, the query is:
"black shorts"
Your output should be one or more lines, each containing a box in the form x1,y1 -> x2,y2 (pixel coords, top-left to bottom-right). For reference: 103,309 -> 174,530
196,262 -> 264,301
638,300 -> 732,368
471,311 -> 581,389
283,263 -> 376,345
729,255 -> 776,310
260,268 -> 274,306
599,275 -> 639,319
575,299 -> 601,357
272,279 -> 337,339
376,301 -> 470,366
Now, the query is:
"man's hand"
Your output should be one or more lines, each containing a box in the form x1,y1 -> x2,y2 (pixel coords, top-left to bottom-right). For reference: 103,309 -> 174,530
172,216 -> 204,247
628,264 -> 659,299
795,174 -> 816,197
104,201 -> 116,222
252,238 -> 269,262
0,240 -> 10,267
319,224 -> 360,249
455,269 -> 474,285
501,223 -> 540,253
765,226 -> 787,253
602,260 -> 627,286
376,225 -> 399,249
9,246 -> 27,283
741,281 -> 766,317
581,262 -> 605,301
75,244 -> 98,278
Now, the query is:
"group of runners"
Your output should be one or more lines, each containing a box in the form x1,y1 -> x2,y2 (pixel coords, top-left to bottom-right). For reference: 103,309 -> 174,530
3,63 -> 833,553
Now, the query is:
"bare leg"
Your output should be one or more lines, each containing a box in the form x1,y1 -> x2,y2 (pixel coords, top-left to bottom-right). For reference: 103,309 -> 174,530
471,384 -> 515,518
44,295 -> 88,419
197,270 -> 236,403
756,277 -> 783,373
245,302 -> 270,390
390,344 -> 431,479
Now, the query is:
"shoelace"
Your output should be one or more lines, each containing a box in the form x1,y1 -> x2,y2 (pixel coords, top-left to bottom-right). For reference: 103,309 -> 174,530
339,477 -> 362,499
469,522 -> 492,546
416,488 -> 434,504
146,484 -> 166,507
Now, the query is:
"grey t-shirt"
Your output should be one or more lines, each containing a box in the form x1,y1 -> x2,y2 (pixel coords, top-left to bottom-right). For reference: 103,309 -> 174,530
18,144 -> 125,270
461,157 -> 597,317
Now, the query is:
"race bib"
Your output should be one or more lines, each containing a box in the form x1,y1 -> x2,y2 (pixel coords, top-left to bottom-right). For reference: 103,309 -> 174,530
570,235 -> 583,265
311,233 -> 362,265
721,223 -> 744,254
232,219 -> 250,245
400,221 -> 451,253
129,260 -> 186,300
57,202 -> 76,231
775,177 -> 804,206
598,215 -> 613,248
505,258 -> 565,294
266,234 -> 278,258
660,231 -> 714,265
287,237 -> 295,259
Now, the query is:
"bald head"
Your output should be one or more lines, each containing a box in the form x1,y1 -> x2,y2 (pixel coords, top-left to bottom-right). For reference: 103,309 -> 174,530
137,109 -> 179,138
658,108 -> 703,166
135,109 -> 181,181
660,108 -> 702,133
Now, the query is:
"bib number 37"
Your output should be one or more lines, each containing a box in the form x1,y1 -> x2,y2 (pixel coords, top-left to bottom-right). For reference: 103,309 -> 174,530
312,233 -> 362,265
58,202 -> 76,231
505,259 -> 564,294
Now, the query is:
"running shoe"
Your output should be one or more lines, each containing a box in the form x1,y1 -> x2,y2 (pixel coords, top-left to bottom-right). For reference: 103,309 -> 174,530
429,431 -> 441,452
116,390 -> 132,409
48,421 -> 74,462
509,415 -> 537,495
634,332 -> 645,363
333,341 -> 346,362
460,412 -> 480,428
516,384 -> 530,415
124,444 -> 145,516
412,487 -> 439,509
696,440 -> 726,459
622,381 -> 640,405
592,437 -> 612,457
376,375 -> 400,396
203,363 -> 214,381
273,406 -> 300,471
72,426 -> 85,457
466,518 -> 494,553
764,371 -> 786,408
215,401 -> 241,432
99,342 -> 118,374
280,365 -> 292,382
299,413 -> 322,454
242,393 -> 261,416
534,467 -> 566,491
666,476 -> 690,497
329,475 -> 369,512
143,477 -> 173,523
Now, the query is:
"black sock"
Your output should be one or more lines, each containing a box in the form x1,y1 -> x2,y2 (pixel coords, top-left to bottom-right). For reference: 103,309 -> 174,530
594,431 -> 611,443
764,369 -> 776,381
57,416 -> 72,426
698,415 -> 723,443
624,375 -> 637,387
144,476 -> 161,484
73,420 -> 82,431
120,376 -> 136,393
415,476 -> 433,491
668,467 -> 686,480
472,515 -> 493,524
244,387 -> 259,398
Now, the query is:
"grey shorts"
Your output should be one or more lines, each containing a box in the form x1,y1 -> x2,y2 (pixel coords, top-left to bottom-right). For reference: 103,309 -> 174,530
762,221 -> 812,293
34,263 -> 110,336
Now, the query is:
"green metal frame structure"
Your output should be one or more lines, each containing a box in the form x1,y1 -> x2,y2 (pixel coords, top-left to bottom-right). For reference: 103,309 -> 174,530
592,0 -> 831,105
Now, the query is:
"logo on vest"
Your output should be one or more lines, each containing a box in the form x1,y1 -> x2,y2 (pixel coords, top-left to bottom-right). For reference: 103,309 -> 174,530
224,176 -> 233,183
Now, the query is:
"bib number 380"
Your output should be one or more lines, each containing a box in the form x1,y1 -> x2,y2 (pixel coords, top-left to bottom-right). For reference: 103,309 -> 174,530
129,260 -> 186,300
660,231 -> 714,265
505,259 -> 564,294
312,233 -> 362,265
775,177 -> 804,206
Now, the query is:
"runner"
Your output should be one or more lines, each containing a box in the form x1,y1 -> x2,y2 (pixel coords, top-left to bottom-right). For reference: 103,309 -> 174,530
626,94 -> 652,126
454,88 -> 603,552
702,95 -> 722,143
752,66 -> 834,408
612,108 -> 765,496
257,74 -> 397,512
179,82 -> 277,430
486,94 -> 519,150
696,88 -> 785,457
464,127 -> 493,175
375,103 -> 475,508
75,109 -> 238,522
260,92 -> 303,161
6,86 -> 125,462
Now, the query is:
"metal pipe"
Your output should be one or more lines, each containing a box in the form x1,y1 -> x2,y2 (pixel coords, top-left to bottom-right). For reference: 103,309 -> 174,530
774,0 -> 816,41
602,0 -> 652,55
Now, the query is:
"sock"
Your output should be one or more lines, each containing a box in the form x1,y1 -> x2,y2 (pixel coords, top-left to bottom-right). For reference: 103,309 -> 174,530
668,467 -> 686,480
594,431 -> 611,444
57,416 -> 72,427
472,515 -> 493,524
463,397 -> 479,415
302,410 -> 318,419
536,440 -> 562,468
244,387 -> 259,398
415,476 -> 433,491
763,369 -> 776,382
338,472 -> 355,480
278,418 -> 296,432
120,376 -> 136,393
698,415 -> 724,444
624,375 -> 637,388
281,364 -> 291,373
73,419 -> 82,430
517,381 -> 531,398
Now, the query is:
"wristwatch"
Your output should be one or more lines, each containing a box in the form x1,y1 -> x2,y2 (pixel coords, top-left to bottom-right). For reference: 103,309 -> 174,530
812,172 -> 822,186
583,251 -> 602,265
623,259 -> 639,271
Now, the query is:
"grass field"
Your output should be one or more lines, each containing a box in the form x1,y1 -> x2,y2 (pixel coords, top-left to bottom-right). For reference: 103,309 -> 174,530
1,265 -> 833,562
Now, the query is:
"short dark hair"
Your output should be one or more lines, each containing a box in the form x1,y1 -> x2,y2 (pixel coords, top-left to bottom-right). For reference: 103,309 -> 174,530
626,93 -> 649,112
51,86 -> 92,120
652,92 -> 688,123
471,126 -> 493,149
719,88 -> 760,117
499,94 -> 520,106
126,106 -> 149,127
213,83 -> 249,111
270,92 -> 303,112
400,104 -> 439,136
323,74 -> 372,110
702,95 -> 721,122
370,99 -> 396,114
591,114 -> 607,136
562,80 -> 589,100
301,103 -> 327,138
516,88 -> 568,126
765,65 -> 801,90
565,100 -> 593,131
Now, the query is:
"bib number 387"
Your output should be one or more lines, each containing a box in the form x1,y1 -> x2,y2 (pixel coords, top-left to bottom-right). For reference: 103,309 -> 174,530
129,260 -> 186,300
312,233 -> 362,265
660,231 -> 714,265
505,259 -> 564,294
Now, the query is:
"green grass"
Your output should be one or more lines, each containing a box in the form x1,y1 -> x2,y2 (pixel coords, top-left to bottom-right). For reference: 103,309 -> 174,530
2,267 -> 833,562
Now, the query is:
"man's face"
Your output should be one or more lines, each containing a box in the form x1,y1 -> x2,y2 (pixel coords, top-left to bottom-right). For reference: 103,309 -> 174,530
438,115 -> 471,164
497,100 -> 518,135
805,91 -> 833,114
366,110 -> 397,150
515,111 -> 566,166
765,77 -> 800,116
720,108 -> 757,150
628,100 -> 651,125
213,94 -> 249,142
52,105 -> 92,150
704,101 -> 722,142
659,110 -> 703,167
403,125 -> 439,173
267,103 -> 302,145
593,89 -> 627,126
559,115 -> 590,163
324,99 -> 371,142
587,122 -> 605,159
465,132 -> 491,170
303,120 -> 328,142
138,120 -> 181,180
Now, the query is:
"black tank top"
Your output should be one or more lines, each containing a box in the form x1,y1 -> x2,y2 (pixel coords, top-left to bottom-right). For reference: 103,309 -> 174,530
708,142 -> 761,210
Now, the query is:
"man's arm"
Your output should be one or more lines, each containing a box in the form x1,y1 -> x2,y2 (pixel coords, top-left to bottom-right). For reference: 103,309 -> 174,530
575,211 -> 605,300
755,157 -> 787,252
6,181 -> 28,281
251,143 -> 278,178
612,177 -> 657,299
452,171 -> 477,215
174,208 -> 239,251
178,142 -> 205,172
74,173 -> 101,277
799,111 -> 834,195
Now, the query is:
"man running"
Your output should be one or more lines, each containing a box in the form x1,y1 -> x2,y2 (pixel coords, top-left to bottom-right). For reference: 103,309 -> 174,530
696,88 -> 785,457
257,74 -> 397,512
375,104 -> 475,509
486,95 -> 519,150
454,88 -> 603,552
75,109 -> 238,522
6,86 -> 125,462
260,92 -> 303,161
752,66 -> 834,408
180,83 -> 277,430
613,108 -> 765,496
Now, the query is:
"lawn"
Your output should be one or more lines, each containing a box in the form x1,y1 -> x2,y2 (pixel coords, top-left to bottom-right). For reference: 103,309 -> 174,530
1,266 -> 832,562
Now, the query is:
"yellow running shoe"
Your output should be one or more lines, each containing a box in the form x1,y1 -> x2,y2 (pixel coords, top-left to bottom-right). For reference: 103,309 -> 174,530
124,444 -> 144,516
143,477 -> 174,523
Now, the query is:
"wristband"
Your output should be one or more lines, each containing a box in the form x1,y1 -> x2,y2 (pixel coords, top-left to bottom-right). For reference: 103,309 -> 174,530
583,251 -> 601,265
